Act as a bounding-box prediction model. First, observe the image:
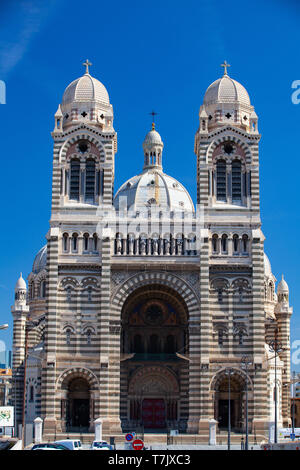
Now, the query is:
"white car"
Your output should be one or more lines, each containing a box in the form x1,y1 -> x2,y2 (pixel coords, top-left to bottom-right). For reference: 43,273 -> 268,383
54,439 -> 82,450
90,440 -> 112,450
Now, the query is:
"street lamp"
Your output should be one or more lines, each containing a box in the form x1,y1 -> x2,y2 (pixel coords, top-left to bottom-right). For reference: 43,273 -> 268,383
225,368 -> 235,450
241,356 -> 252,451
0,324 -> 8,330
268,330 -> 283,444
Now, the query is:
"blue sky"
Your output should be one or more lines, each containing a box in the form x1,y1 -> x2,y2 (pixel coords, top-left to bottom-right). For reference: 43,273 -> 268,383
0,0 -> 299,368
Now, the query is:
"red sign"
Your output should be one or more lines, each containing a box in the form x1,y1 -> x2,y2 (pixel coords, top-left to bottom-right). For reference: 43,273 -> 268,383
132,439 -> 144,450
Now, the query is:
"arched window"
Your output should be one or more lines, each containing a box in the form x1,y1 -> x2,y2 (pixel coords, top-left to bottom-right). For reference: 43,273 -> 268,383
133,335 -> 143,353
87,287 -> 92,302
66,287 -> 72,302
86,329 -> 92,345
66,328 -> 71,345
72,233 -> 78,252
83,233 -> 89,251
212,234 -> 218,253
232,160 -> 242,202
216,160 -> 227,201
29,385 -> 34,402
40,280 -> 46,298
238,331 -> 243,345
93,234 -> 98,251
218,330 -> 224,346
242,234 -> 248,253
164,335 -> 176,354
70,159 -> 80,200
233,234 -> 239,254
149,334 -> 160,353
221,234 -> 228,253
85,159 -> 96,202
63,233 -> 69,252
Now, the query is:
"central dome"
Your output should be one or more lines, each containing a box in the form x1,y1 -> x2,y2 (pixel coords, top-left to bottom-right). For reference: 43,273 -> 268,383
62,73 -> 110,106
114,170 -> 194,213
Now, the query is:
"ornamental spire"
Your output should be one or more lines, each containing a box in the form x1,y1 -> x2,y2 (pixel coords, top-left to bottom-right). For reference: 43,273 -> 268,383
221,60 -> 230,76
149,110 -> 158,130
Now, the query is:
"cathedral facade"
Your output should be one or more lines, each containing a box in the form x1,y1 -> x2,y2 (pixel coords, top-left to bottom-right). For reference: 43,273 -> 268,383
11,61 -> 293,439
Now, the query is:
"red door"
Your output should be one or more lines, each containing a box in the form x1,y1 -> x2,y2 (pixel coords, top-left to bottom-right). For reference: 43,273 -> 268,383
142,399 -> 166,428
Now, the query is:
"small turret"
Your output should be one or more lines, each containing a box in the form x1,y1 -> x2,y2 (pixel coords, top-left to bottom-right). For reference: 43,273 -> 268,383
14,273 -> 27,306
277,274 -> 289,304
142,122 -> 164,171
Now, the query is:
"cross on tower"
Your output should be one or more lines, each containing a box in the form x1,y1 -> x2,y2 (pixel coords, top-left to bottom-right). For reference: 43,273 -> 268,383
221,60 -> 230,76
83,59 -> 92,74
149,110 -> 158,130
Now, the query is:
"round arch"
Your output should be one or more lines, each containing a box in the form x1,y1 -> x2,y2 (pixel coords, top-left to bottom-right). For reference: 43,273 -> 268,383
111,271 -> 199,320
206,132 -> 253,165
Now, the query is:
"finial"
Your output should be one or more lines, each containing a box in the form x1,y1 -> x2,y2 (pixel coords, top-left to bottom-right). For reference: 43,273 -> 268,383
149,110 -> 158,130
20,272 -> 22,278
221,60 -> 230,76
83,59 -> 92,74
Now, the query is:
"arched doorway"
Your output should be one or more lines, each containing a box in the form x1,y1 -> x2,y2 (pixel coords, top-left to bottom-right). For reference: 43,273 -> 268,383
212,370 -> 248,432
120,284 -> 188,432
128,366 -> 179,430
65,377 -> 90,431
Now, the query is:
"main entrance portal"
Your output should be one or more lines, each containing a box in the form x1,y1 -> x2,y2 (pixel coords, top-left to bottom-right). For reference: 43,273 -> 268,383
142,399 -> 166,429
120,283 -> 189,432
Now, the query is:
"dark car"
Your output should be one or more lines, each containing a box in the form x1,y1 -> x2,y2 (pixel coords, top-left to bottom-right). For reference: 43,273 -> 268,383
31,443 -> 70,450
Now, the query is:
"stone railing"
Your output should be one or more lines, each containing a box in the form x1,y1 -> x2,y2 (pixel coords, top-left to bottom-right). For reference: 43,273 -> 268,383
114,236 -> 197,256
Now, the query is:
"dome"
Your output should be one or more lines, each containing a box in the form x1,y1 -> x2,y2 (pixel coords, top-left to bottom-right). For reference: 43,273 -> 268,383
114,170 -> 195,213
264,253 -> 272,277
203,74 -> 250,107
144,129 -> 162,145
32,245 -> 47,274
277,275 -> 289,294
62,73 -> 110,107
15,273 -> 26,291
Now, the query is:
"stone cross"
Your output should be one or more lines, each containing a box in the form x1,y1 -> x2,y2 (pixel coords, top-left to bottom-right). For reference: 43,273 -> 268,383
83,59 -> 92,74
221,60 -> 230,75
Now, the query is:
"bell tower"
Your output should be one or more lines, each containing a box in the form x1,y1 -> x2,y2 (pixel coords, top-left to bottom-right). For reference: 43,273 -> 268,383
42,61 -> 119,435
193,63 -> 268,435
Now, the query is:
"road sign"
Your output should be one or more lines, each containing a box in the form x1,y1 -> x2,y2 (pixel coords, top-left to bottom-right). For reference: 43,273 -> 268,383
125,433 -> 134,442
291,433 -> 296,440
132,439 -> 144,450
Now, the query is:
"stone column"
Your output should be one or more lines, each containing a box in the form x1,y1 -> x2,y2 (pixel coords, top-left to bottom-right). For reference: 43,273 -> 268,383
209,419 -> 218,445
34,417 -> 43,443
94,418 -> 103,442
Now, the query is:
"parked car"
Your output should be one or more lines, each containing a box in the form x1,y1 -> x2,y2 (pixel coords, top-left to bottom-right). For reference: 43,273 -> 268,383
31,443 -> 70,450
90,440 -> 113,450
54,439 -> 82,450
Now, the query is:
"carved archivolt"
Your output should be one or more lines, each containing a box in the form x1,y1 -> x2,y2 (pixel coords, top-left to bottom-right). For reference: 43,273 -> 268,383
57,367 -> 99,391
128,366 -> 179,396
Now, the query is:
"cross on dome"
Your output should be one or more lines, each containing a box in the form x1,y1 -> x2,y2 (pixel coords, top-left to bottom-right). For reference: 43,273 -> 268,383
221,60 -> 230,76
83,59 -> 92,74
149,110 -> 158,130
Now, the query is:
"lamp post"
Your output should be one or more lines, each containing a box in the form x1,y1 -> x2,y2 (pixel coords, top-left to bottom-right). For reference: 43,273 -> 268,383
268,329 -> 283,444
0,324 -> 8,330
225,368 -> 235,450
241,356 -> 252,451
